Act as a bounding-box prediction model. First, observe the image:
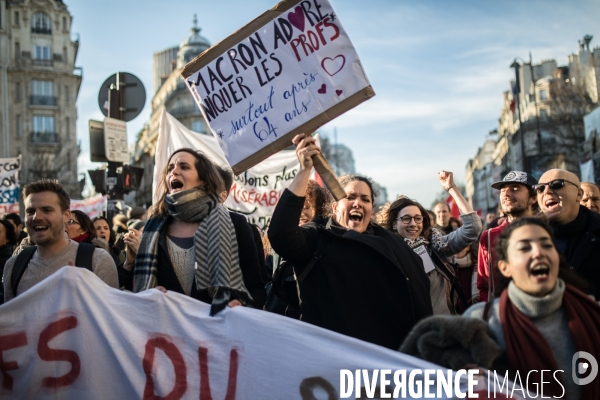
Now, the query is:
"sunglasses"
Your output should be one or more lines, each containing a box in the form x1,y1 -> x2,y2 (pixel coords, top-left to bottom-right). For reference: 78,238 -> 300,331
533,179 -> 579,193
67,219 -> 80,225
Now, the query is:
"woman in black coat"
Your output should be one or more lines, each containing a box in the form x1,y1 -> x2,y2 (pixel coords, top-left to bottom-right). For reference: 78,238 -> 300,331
268,134 -> 433,350
0,219 -> 18,303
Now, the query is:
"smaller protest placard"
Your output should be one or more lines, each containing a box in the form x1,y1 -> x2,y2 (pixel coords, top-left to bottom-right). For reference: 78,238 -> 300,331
0,156 -> 22,215
181,0 -> 374,178
70,194 -> 107,219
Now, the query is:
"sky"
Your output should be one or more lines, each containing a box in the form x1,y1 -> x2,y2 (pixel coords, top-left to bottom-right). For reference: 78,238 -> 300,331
69,0 -> 600,207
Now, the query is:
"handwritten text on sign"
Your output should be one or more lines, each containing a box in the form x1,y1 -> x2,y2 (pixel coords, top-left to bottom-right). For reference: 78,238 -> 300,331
185,0 -> 371,168
0,157 -> 21,215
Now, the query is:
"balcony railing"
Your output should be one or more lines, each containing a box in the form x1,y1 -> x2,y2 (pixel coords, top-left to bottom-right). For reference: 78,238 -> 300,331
32,59 -> 53,67
30,95 -> 57,106
31,27 -> 52,34
30,132 -> 59,145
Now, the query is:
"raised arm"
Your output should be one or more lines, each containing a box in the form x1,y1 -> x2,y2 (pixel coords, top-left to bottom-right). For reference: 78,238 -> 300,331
438,170 -> 474,215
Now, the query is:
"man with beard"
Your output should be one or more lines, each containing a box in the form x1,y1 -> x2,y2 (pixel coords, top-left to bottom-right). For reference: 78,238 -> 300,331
477,171 -> 538,301
2,180 -> 118,302
537,170 -> 600,296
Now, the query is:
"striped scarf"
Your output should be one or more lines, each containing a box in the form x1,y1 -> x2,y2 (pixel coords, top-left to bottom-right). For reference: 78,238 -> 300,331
133,187 -> 252,315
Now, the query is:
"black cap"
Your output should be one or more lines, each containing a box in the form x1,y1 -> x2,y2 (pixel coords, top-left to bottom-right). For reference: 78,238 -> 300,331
491,171 -> 538,190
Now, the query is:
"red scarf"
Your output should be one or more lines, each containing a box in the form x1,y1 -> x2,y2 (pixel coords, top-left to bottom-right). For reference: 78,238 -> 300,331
71,232 -> 90,243
500,283 -> 600,398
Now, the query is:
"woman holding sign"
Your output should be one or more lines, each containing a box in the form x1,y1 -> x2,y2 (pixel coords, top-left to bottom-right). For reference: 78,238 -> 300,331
268,134 -> 433,350
132,148 -> 265,315
379,172 -> 482,315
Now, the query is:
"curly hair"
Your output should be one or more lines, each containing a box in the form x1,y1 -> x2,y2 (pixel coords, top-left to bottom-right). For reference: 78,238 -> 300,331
378,196 -> 432,239
305,180 -> 333,218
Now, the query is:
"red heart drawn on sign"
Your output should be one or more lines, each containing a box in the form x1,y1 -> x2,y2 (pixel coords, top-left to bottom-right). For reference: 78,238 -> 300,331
321,55 -> 346,76
288,6 -> 305,32
318,84 -> 327,94
336,89 -> 343,96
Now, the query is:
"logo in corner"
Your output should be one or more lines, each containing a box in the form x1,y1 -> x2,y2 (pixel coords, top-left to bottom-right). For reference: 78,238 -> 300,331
572,351 -> 598,385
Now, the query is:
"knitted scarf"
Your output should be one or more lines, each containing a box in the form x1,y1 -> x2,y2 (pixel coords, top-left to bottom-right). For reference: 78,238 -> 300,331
403,227 -> 449,253
133,187 -> 252,315
500,281 -> 600,398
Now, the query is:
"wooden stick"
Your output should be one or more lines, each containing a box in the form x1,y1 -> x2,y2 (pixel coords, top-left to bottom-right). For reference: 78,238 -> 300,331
311,153 -> 346,201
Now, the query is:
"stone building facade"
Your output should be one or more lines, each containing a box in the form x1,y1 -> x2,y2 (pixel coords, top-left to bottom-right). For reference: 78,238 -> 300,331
0,0 -> 82,197
465,36 -> 599,213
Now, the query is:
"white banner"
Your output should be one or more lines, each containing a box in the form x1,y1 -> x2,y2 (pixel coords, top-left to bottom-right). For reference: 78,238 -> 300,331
155,110 -> 299,230
0,156 -> 21,215
0,268 -> 507,399
182,0 -> 373,173
69,194 -> 107,219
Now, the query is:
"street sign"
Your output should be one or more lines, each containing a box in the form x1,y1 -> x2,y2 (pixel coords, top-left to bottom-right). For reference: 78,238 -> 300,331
104,118 -> 129,163
97,72 -> 146,122
89,120 -> 108,162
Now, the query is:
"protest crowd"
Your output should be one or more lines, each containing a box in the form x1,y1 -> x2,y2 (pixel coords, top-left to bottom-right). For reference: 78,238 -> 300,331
1,132 -> 600,399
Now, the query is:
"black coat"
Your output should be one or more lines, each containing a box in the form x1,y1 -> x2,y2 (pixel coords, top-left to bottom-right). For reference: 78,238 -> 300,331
153,213 -> 266,308
555,206 -> 600,296
268,190 -> 433,350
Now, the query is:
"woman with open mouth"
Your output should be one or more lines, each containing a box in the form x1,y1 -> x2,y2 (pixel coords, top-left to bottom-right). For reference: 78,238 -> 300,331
463,218 -> 600,398
132,148 -> 265,315
378,170 -> 482,315
268,134 -> 433,350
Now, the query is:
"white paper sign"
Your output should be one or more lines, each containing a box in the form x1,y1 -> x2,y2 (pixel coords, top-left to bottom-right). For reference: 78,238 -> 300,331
183,0 -> 372,172
0,156 -> 21,215
103,117 -> 129,163
0,267 -> 505,399
155,110 -> 299,230
413,245 -> 436,274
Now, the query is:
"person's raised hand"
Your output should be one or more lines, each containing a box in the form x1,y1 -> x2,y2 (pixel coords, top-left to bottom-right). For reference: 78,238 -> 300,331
292,134 -> 321,171
438,170 -> 454,189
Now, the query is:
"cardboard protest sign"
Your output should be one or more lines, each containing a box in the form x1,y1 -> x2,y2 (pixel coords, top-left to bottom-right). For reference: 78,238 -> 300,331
0,268 -> 512,399
0,156 -> 21,215
155,110 -> 299,230
181,0 -> 374,176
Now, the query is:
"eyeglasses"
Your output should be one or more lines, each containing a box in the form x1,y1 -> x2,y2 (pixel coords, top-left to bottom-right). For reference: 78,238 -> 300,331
398,215 -> 423,225
533,179 -> 579,194
67,219 -> 80,226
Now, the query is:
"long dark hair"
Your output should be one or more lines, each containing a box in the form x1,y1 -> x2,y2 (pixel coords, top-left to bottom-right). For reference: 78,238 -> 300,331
92,216 -> 116,246
70,210 -> 97,241
149,148 -> 224,218
380,196 -> 432,239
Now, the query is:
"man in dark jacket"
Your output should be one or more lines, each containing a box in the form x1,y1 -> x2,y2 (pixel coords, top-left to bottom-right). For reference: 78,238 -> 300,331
537,169 -> 600,295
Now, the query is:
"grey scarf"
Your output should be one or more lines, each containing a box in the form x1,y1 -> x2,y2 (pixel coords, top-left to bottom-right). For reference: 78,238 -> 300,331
134,188 -> 252,315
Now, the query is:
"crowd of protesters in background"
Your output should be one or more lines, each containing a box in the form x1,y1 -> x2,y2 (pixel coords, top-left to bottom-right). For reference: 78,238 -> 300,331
2,138 -> 600,398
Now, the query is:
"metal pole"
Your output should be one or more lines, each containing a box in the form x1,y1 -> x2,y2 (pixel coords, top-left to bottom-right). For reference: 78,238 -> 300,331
529,52 -> 542,160
106,78 -> 124,224
511,60 -> 528,174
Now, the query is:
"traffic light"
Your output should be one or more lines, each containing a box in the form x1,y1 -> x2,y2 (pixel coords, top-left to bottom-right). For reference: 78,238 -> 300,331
121,165 -> 144,192
88,170 -> 107,195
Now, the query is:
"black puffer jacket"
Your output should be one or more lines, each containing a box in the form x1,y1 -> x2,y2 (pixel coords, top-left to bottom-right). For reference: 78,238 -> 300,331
268,189 -> 433,350
0,243 -> 15,304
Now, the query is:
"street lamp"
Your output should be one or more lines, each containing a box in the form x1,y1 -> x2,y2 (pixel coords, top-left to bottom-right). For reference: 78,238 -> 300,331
510,59 -> 527,173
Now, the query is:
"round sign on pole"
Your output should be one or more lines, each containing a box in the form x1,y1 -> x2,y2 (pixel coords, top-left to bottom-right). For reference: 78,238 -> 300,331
97,72 -> 146,122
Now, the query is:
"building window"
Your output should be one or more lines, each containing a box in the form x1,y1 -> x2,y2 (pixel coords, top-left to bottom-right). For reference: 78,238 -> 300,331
62,16 -> 67,31
15,42 -> 20,59
65,85 -> 69,104
539,90 -> 547,101
32,116 -> 56,134
14,11 -> 20,26
16,115 -> 22,138
31,13 -> 51,34
192,120 -> 205,133
540,109 -> 548,120
66,117 -> 70,138
31,80 -> 56,105
34,46 -> 51,60
15,82 -> 21,102
62,46 -> 67,63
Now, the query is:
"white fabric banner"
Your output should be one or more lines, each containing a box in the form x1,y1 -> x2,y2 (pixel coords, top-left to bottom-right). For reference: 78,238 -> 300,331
69,194 -> 107,219
0,156 -> 21,215
155,110 -> 299,230
0,268 -> 507,399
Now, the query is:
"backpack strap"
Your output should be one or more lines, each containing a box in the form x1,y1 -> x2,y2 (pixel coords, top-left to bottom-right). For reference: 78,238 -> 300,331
483,229 -> 494,321
11,246 -> 38,297
75,242 -> 95,271
431,248 -> 469,308
296,233 -> 329,283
